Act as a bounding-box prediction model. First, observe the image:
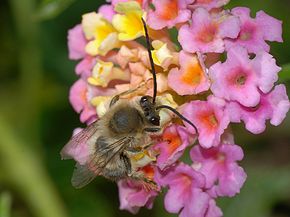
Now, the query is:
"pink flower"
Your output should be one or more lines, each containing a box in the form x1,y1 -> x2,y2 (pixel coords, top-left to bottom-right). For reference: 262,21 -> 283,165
75,56 -> 95,78
147,0 -> 194,30
118,178 -> 158,214
156,163 -> 213,217
69,79 -> 116,123
98,4 -> 116,22
189,0 -> 230,10
225,7 -> 283,54
60,128 -> 90,165
206,199 -> 223,217
168,51 -> 210,95
227,84 -> 290,134
190,143 -> 247,197
69,79 -> 97,123
68,24 -> 87,60
154,124 -> 195,170
111,0 -> 149,9
181,96 -> 230,148
178,8 -> 240,53
209,46 -> 281,107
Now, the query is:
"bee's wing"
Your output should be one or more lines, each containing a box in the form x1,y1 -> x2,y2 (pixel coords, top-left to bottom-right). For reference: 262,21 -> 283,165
60,121 -> 99,160
71,137 -> 131,188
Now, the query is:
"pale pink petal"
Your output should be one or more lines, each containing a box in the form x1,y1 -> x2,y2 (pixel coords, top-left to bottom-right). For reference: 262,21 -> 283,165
156,163 -> 209,217
181,96 -> 230,148
154,124 -> 195,170
68,24 -> 87,60
147,0 -> 194,30
168,51 -> 210,95
191,0 -> 230,10
227,84 -> 290,134
256,10 -> 283,42
179,8 -> 240,53
98,4 -> 115,22
190,143 -> 247,197
209,46 -> 261,107
225,7 -> 283,54
252,51 -> 281,94
75,56 -> 95,78
179,188 -> 210,217
61,128 -> 90,165
118,179 -> 158,214
205,199 -> 223,217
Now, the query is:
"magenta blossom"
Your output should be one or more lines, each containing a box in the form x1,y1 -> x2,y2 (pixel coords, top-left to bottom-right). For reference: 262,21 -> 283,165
191,143 -> 246,197
147,0 -> 194,30
168,50 -> 210,95
154,124 -> 195,170
209,46 -> 281,107
156,163 -> 218,217
178,8 -> 240,53
75,56 -> 96,78
118,179 -> 158,214
181,96 -> 230,148
225,7 -> 283,54
98,4 -> 116,21
189,0 -> 230,10
69,79 -> 97,123
227,84 -> 290,134
68,24 -> 87,60
61,128 -> 89,165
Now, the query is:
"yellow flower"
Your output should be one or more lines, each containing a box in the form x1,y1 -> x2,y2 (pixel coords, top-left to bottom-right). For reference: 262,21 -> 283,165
157,93 -> 178,126
152,40 -> 173,70
82,12 -> 120,56
90,96 -> 110,117
112,1 -> 144,41
88,60 -> 130,87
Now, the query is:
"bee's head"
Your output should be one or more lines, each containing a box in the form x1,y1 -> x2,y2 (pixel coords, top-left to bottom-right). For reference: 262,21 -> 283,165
139,95 -> 160,126
141,19 -> 198,134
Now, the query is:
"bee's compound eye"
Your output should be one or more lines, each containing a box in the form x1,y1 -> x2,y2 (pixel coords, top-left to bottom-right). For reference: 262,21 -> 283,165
150,116 -> 160,126
140,96 -> 148,105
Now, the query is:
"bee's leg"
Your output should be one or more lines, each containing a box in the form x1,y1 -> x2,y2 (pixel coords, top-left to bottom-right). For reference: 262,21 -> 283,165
129,171 -> 158,191
120,153 -> 132,175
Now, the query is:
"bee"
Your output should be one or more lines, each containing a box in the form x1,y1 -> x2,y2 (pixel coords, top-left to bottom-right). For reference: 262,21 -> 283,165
61,19 -> 198,189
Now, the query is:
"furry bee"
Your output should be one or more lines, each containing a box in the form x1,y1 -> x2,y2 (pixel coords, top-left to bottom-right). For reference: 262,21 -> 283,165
61,19 -> 197,189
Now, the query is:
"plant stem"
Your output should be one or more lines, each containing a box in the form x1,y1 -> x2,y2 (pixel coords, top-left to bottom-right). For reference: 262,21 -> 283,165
9,0 -> 43,147
0,116 -> 68,217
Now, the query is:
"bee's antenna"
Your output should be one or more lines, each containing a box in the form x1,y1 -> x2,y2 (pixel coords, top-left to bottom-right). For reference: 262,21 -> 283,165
141,18 -> 157,104
156,105 -> 198,134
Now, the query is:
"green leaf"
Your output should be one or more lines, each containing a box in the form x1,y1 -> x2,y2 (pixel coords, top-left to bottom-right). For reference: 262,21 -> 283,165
279,63 -> 290,82
34,0 -> 76,21
218,166 -> 290,217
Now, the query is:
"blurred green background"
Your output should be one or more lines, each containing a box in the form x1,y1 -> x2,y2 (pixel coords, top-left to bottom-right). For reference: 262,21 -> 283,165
0,0 -> 290,217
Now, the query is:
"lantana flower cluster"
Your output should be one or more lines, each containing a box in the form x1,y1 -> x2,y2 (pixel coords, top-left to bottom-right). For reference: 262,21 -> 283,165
64,0 -> 290,216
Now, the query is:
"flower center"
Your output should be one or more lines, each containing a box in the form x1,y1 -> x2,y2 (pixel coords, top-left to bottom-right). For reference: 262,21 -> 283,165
159,0 -> 178,20
228,67 -> 249,87
236,75 -> 247,85
216,153 -> 225,163
198,23 -> 218,43
181,62 -> 203,85
240,32 -> 251,41
163,129 -> 182,155
239,22 -> 256,41
200,112 -> 218,130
